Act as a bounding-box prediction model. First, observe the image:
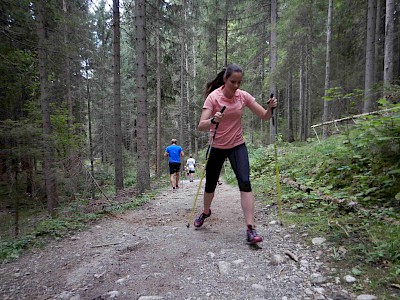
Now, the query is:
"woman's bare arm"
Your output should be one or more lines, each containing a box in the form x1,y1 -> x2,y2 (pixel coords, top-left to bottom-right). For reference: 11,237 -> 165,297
248,97 -> 277,120
198,108 -> 224,131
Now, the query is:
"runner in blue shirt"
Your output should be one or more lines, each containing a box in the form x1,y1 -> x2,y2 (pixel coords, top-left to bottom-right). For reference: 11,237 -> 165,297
164,139 -> 185,190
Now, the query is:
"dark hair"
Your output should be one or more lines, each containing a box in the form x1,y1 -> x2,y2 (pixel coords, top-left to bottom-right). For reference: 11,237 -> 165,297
203,64 -> 243,99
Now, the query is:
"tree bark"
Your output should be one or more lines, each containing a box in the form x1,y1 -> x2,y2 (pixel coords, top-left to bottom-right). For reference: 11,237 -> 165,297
383,0 -> 394,91
180,0 -> 189,153
62,0 -> 73,129
374,0 -> 383,86
269,0 -> 278,143
323,0 -> 333,139
113,0 -> 123,191
298,48 -> 305,141
224,0 -> 228,66
363,0 -> 377,113
306,41 -> 312,140
85,61 -> 94,198
156,0 -> 162,178
35,0 -> 58,216
287,68 -> 294,143
135,0 -> 150,194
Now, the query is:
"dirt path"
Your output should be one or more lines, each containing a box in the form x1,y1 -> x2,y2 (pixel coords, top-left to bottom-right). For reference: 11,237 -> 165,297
0,179 -> 367,300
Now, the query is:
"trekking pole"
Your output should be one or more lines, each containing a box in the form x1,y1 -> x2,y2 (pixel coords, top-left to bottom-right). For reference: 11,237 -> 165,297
186,106 -> 226,228
270,93 -> 283,226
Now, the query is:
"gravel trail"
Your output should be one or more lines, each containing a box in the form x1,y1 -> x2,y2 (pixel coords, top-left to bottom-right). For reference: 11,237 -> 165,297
0,179 -> 370,300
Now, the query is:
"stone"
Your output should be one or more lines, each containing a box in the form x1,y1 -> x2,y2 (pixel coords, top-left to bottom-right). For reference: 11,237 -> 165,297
107,291 -> 120,298
344,275 -> 356,283
251,283 -> 265,291
311,273 -> 327,284
356,295 -> 377,300
331,292 -> 351,300
270,254 -> 286,265
232,259 -> 244,265
218,261 -> 231,275
312,237 -> 326,245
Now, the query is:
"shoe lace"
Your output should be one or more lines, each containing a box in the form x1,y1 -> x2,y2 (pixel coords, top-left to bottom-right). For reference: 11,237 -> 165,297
197,210 -> 210,221
198,213 -> 207,220
247,226 -> 259,238
250,229 -> 258,236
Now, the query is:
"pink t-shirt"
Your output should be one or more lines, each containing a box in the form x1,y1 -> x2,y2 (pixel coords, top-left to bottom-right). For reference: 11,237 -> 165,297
203,86 -> 255,149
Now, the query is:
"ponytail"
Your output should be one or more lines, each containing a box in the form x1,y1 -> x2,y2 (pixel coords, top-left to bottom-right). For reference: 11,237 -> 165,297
203,68 -> 226,99
203,64 -> 243,99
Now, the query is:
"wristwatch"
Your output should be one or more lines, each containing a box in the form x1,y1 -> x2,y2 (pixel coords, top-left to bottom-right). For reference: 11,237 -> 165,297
211,117 -> 217,124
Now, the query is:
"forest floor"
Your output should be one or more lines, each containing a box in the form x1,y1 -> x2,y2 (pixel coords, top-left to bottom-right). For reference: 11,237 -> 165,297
0,178 -> 383,300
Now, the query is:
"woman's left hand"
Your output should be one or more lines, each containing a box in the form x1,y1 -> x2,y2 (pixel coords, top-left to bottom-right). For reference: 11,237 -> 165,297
267,96 -> 278,109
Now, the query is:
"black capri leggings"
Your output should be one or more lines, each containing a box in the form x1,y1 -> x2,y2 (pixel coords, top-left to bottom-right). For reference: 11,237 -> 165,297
205,143 -> 252,193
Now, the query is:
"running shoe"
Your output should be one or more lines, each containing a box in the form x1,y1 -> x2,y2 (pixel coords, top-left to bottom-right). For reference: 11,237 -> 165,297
246,225 -> 263,244
194,209 -> 211,228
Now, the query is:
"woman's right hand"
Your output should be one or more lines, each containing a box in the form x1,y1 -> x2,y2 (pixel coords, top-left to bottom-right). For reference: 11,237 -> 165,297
213,111 -> 224,123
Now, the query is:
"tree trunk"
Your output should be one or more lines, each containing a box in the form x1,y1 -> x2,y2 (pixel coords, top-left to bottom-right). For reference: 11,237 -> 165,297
323,0 -> 333,139
287,68 -> 294,143
299,48 -> 306,141
113,0 -> 123,192
180,0 -> 189,153
156,0 -> 162,178
269,0 -> 278,143
224,0 -> 228,66
192,29 -> 198,158
135,0 -> 150,193
374,0 -> 383,86
85,61 -> 94,198
383,0 -> 394,93
62,0 -> 78,199
260,55 -> 266,146
214,0 -> 219,73
186,42 -> 191,153
363,0 -> 377,113
62,0 -> 73,129
35,0 -> 58,216
306,42 -> 312,140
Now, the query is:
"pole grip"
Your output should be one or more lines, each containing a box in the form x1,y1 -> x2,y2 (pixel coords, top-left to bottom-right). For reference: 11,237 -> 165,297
270,94 -> 275,126
215,106 -> 226,130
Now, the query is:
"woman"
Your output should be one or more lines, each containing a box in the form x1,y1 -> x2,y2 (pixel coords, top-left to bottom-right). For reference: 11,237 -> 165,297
194,64 -> 277,244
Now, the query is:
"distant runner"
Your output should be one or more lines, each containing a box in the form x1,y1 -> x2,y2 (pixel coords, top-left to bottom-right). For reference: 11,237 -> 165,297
164,139 -> 185,191
186,154 -> 196,182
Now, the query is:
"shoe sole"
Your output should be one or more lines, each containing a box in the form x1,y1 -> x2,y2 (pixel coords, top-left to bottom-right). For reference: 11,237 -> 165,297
247,239 -> 263,245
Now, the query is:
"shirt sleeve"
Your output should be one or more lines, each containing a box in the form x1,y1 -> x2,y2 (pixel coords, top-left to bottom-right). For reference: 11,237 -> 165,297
242,90 -> 256,106
203,93 -> 215,111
